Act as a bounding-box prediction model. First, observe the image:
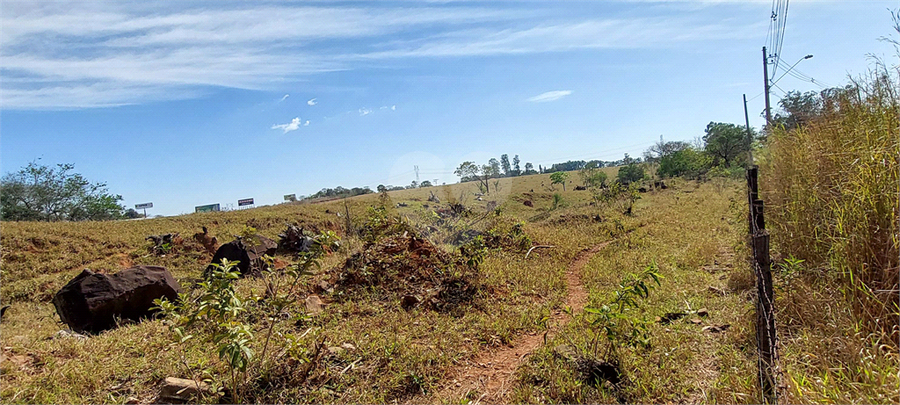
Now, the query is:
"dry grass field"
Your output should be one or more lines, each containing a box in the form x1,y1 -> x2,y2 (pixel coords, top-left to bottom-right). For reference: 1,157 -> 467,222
1,168 -> 896,404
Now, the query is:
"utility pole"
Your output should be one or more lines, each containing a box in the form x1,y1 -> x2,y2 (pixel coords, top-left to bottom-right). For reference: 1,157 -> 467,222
743,94 -> 754,167
762,47 -> 772,126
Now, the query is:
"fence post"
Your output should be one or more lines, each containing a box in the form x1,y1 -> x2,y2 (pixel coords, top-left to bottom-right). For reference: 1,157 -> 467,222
747,166 -> 759,232
747,166 -> 777,404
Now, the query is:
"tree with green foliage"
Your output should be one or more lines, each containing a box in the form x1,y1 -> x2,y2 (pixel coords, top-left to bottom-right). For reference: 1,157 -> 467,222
512,155 -> 521,176
455,161 -> 491,193
549,171 -> 569,191
418,180 -> 433,188
656,148 -> 712,179
524,162 -> 536,175
703,122 -> 750,167
500,154 -> 511,177
643,137 -> 691,163
771,90 -> 823,132
487,158 -> 501,178
123,208 -> 145,219
1,162 -> 124,221
617,163 -> 645,183
579,161 -> 608,188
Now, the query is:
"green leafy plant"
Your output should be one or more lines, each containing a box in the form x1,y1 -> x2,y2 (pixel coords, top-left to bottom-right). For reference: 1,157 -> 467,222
584,262 -> 662,357
549,171 -> 569,191
594,181 -> 641,216
154,231 -> 338,402
551,193 -> 565,211
460,235 -> 488,268
579,162 -> 608,188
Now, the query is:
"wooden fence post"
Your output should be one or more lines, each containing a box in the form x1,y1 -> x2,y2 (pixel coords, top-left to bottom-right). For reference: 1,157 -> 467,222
747,166 -> 777,404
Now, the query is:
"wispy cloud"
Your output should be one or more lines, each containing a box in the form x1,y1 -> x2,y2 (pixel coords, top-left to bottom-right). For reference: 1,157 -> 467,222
359,108 -> 372,116
527,90 -> 572,102
279,94 -> 290,102
0,3 -> 760,109
272,117 -> 303,133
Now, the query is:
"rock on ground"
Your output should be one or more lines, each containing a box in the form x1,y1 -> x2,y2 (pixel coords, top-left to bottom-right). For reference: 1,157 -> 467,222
52,266 -> 182,334
205,235 -> 277,276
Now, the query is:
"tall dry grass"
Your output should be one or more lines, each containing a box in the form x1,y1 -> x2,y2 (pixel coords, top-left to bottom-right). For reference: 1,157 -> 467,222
760,59 -> 900,402
761,66 -> 899,338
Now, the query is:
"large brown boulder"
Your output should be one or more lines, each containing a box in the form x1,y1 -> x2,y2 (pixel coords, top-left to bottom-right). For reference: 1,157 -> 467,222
205,235 -> 276,277
52,266 -> 182,334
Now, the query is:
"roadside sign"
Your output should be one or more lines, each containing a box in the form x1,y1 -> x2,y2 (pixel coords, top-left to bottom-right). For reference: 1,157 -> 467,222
195,203 -> 220,213
135,202 -> 153,209
284,194 -> 297,202
238,198 -> 255,207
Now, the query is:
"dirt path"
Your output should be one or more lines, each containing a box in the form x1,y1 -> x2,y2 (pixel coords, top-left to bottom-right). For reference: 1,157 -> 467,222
428,241 -> 612,404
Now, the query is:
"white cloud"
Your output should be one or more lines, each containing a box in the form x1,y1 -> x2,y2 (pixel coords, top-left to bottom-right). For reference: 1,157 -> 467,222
359,108 -> 372,116
304,120 -> 310,126
392,105 -> 396,111
0,2 -> 761,109
527,90 -> 572,102
272,117 -> 303,133
279,94 -> 290,102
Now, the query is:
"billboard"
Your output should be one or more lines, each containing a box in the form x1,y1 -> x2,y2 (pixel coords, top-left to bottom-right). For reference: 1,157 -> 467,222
195,203 -> 220,213
135,202 -> 153,209
238,198 -> 255,207
284,194 -> 297,202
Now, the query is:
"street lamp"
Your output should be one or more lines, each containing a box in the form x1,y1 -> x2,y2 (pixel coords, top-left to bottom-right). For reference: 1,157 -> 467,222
772,54 -> 813,85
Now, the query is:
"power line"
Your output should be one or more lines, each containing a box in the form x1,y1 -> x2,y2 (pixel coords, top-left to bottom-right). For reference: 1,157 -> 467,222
747,91 -> 765,102
775,59 -> 831,88
768,0 -> 790,80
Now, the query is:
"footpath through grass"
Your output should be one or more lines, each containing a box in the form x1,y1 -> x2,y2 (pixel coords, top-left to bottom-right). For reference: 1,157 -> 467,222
5,173 -> 881,404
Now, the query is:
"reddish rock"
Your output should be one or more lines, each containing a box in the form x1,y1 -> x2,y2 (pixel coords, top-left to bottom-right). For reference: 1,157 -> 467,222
52,266 -> 181,334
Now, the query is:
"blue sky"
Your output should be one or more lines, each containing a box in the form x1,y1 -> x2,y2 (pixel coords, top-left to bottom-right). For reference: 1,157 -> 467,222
1,0 -> 897,216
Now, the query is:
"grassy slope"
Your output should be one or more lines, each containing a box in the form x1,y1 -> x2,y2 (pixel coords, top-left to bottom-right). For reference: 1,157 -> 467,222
0,170 -> 772,404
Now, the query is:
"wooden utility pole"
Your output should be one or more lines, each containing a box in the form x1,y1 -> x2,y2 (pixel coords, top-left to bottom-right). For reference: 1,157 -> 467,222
743,94 -> 754,166
763,47 -> 773,126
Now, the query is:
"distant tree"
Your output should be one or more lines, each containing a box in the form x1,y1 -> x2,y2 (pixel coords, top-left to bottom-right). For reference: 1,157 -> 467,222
538,165 -> 543,173
487,158 -> 501,178
643,137 -> 691,163
123,208 -> 144,219
771,90 -> 822,132
579,161 -> 608,188
455,161 -> 491,193
656,148 -> 712,179
548,160 -> 586,173
500,154 -> 511,177
377,184 -> 387,193
703,122 -> 749,167
524,162 -> 536,175
512,155 -> 521,176
304,185 -> 373,201
617,163 -> 645,183
407,180 -> 419,189
418,180 -> 433,188
550,171 -> 569,191
1,162 -> 124,221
